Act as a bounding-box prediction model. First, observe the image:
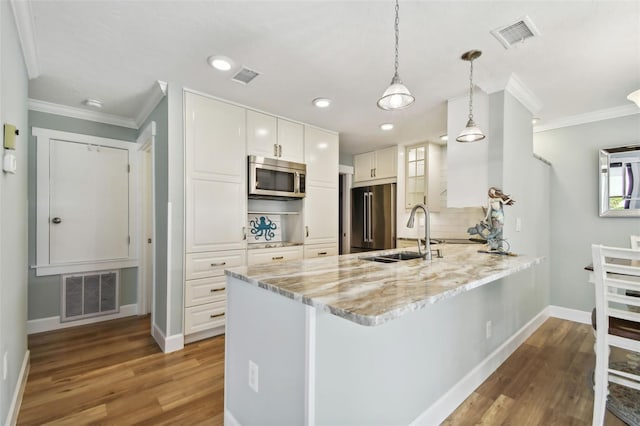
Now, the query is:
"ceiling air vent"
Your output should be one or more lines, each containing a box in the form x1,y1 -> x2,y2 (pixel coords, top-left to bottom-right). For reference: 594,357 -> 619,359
231,67 -> 261,85
491,15 -> 540,49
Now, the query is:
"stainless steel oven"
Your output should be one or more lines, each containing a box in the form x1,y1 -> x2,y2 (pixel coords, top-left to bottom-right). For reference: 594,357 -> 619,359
248,155 -> 306,199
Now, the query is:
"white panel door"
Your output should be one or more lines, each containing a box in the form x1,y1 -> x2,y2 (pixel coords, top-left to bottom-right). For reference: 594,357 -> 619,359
49,139 -> 129,264
305,185 -> 338,245
304,126 -> 338,186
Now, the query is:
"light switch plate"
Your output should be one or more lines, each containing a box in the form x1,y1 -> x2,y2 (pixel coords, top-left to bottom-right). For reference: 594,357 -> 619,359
4,124 -> 16,149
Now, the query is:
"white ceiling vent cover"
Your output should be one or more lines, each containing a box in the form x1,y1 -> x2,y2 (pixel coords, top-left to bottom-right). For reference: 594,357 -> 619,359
491,15 -> 541,49
231,67 -> 261,85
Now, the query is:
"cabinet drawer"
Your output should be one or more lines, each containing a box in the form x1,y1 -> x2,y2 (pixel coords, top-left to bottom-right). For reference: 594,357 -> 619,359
185,250 -> 245,280
185,276 -> 226,308
184,301 -> 226,335
304,244 -> 338,259
247,246 -> 303,266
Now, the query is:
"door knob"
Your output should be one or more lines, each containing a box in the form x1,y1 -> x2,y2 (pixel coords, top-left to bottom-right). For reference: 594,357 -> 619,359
52,217 -> 62,224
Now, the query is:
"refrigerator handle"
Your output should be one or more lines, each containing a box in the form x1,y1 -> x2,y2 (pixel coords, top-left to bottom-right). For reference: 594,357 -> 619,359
364,192 -> 369,242
368,191 -> 373,244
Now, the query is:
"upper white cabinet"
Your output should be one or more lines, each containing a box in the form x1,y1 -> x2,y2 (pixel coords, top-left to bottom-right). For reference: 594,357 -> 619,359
277,119 -> 304,162
353,146 -> 397,182
185,92 -> 247,253
247,110 -> 277,158
247,110 -> 303,163
304,126 -> 339,186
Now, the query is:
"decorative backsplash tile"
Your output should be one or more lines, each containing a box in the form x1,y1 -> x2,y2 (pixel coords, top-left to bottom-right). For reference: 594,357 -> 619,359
248,214 -> 282,243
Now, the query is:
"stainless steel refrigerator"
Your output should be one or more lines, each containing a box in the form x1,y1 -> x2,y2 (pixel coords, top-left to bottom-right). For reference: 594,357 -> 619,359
351,183 -> 396,252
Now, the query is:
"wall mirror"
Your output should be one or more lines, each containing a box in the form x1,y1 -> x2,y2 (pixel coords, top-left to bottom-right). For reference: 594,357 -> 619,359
599,144 -> 640,217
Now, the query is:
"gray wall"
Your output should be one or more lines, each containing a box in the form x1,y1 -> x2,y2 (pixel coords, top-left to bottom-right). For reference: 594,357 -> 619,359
27,111 -> 139,320
534,114 -> 640,312
0,1 -> 29,421
137,96 -> 169,334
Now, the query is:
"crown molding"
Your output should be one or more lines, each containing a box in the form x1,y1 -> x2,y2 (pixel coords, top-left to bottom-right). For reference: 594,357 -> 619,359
533,104 -> 639,133
10,0 -> 40,79
504,73 -> 543,114
28,99 -> 138,129
134,80 -> 168,128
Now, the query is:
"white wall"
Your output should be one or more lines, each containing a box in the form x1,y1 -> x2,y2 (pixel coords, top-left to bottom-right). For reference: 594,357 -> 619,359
0,1 -> 29,422
534,114 -> 640,312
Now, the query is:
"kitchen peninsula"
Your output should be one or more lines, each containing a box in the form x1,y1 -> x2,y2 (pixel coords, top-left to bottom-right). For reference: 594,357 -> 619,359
224,245 -> 544,425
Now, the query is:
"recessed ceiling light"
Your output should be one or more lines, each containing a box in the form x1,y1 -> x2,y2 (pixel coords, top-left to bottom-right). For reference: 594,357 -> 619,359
439,134 -> 448,142
208,55 -> 233,71
83,99 -> 102,108
380,123 -> 394,131
313,98 -> 331,108
532,117 -> 540,124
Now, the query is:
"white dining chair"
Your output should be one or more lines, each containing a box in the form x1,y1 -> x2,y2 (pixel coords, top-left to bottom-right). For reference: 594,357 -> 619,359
592,244 -> 640,425
631,235 -> 640,250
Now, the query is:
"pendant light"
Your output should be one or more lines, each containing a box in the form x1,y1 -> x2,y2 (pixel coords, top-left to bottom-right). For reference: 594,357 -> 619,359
456,50 -> 485,143
377,0 -> 414,110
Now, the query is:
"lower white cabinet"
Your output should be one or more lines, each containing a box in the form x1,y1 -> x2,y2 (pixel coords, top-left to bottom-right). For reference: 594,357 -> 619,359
304,243 -> 338,259
184,300 -> 226,335
247,246 -> 303,266
184,249 -> 245,341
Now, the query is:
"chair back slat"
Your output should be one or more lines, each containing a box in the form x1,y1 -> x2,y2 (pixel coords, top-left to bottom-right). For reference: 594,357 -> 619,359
605,277 -> 640,292
608,307 -> 640,323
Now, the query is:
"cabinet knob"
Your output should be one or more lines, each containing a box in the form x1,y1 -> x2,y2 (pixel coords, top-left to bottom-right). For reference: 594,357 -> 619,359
210,313 -> 224,319
52,217 -> 62,224
318,251 -> 328,256
210,262 -> 226,267
305,226 -> 309,237
209,288 -> 224,293
272,256 -> 284,260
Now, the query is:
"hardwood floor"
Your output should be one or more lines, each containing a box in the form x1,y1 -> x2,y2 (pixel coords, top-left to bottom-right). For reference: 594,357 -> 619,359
17,315 -> 628,425
18,315 -> 225,425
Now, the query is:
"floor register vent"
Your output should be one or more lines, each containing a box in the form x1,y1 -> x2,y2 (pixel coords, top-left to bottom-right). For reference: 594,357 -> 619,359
491,15 -> 541,49
61,270 -> 119,322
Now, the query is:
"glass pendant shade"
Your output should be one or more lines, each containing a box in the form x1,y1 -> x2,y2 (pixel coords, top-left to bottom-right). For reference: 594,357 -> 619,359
378,74 -> 415,110
628,89 -> 640,107
456,118 -> 486,143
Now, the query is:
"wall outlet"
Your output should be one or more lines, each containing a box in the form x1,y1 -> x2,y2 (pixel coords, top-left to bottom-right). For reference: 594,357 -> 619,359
3,352 -> 7,381
485,320 -> 493,339
248,360 -> 259,393
515,217 -> 522,232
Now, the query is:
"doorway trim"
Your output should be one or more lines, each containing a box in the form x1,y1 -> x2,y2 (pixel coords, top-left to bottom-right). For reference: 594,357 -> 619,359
339,164 -> 354,254
136,121 -> 156,319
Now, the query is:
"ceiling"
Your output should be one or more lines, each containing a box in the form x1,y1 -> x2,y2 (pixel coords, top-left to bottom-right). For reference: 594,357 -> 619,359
25,1 -> 640,156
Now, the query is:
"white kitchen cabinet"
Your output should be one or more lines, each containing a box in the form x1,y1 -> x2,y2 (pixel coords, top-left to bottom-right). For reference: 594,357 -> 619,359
303,243 -> 338,259
304,185 -> 338,245
304,126 -> 339,186
247,110 -> 277,158
304,126 -> 339,247
404,143 -> 441,212
184,91 -> 248,342
247,110 -> 304,162
277,119 -> 304,163
185,92 -> 247,253
353,147 -> 397,182
247,246 -> 304,265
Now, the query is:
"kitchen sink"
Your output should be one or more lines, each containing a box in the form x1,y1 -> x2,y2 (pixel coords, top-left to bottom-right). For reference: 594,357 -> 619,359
361,251 -> 426,263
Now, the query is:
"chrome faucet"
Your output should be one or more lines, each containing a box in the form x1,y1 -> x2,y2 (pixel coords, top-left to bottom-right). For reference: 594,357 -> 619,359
406,203 -> 431,260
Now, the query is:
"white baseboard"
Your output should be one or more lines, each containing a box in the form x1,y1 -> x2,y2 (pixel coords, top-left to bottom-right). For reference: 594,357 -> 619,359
548,305 -> 591,324
5,350 -> 30,426
26,304 -> 138,335
224,409 -> 241,426
410,306 -> 550,426
151,322 -> 184,354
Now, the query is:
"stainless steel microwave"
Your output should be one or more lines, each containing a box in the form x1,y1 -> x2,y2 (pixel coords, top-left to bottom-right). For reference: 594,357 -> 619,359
248,155 -> 306,199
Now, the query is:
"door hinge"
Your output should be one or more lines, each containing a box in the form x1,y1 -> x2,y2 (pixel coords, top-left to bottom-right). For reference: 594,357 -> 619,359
127,235 -> 131,245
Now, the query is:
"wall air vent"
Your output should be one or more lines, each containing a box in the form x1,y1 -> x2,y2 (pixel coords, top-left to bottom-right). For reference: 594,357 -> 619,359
491,15 -> 541,49
61,270 -> 119,322
231,67 -> 261,85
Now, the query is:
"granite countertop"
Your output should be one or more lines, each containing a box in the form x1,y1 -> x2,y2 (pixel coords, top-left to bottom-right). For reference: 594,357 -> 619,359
225,245 -> 544,327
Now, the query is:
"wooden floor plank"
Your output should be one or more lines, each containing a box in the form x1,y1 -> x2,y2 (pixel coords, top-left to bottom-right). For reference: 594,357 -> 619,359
18,314 -> 634,425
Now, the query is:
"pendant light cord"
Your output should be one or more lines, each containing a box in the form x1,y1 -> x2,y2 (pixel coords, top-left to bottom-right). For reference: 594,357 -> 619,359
394,0 -> 400,77
468,59 -> 474,120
